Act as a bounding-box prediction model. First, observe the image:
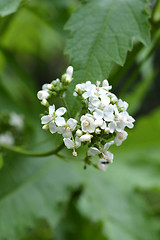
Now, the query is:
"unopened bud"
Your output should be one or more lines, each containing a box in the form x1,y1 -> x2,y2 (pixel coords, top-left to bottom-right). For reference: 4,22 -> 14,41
72,151 -> 77,157
37,90 -> 49,100
76,130 -> 83,137
95,128 -> 101,134
47,84 -> 53,90
111,96 -> 117,103
104,127 -> 110,133
41,99 -> 48,106
80,134 -> 93,142
42,125 -> 49,130
103,79 -> 109,87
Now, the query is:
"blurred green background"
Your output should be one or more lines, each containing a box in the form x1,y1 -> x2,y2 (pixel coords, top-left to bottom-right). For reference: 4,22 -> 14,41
0,0 -> 160,239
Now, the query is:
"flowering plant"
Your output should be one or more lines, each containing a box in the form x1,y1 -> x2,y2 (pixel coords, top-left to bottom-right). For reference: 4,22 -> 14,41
37,66 -> 135,170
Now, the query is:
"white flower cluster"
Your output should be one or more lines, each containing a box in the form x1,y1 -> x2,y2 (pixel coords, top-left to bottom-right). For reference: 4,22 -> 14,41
38,66 -> 135,171
37,66 -> 73,106
0,112 -> 24,146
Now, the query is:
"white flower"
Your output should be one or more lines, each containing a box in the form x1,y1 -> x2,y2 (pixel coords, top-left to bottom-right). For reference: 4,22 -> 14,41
88,96 -> 101,112
0,132 -> 14,145
62,118 -> 77,138
82,82 -> 96,99
80,134 -> 92,142
63,136 -> 81,149
103,105 -> 114,121
118,99 -> 128,111
88,141 -> 114,163
37,90 -> 50,100
41,104 -> 66,134
114,130 -> 128,146
80,114 -> 95,133
9,112 -> 24,130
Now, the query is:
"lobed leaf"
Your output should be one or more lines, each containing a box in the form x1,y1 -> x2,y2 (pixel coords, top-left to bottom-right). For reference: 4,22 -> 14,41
65,0 -> 151,112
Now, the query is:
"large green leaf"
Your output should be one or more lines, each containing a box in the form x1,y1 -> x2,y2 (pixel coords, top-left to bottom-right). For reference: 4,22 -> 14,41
0,0 -> 22,17
0,107 -> 160,239
65,0 -> 150,111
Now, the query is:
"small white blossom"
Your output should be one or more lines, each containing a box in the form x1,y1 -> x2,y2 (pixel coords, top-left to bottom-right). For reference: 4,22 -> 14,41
41,104 -> 66,134
114,130 -> 128,146
62,118 -> 77,138
63,136 -> 81,149
37,90 -> 50,100
88,141 -> 114,163
80,114 -> 95,133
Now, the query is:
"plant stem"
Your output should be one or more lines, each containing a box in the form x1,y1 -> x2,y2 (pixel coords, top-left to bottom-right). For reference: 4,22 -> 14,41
0,142 -> 64,157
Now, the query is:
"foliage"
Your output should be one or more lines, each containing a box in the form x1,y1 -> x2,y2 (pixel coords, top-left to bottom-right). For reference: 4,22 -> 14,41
0,0 -> 160,239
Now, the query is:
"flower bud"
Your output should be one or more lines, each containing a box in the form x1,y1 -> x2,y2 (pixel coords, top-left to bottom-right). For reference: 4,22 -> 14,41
41,99 -> 48,106
47,84 -> 53,90
95,128 -> 101,134
80,134 -> 92,142
37,90 -> 49,100
72,151 -> 77,157
66,66 -> 73,77
104,127 -> 110,133
111,96 -> 117,103
103,79 -> 109,87
76,130 -> 83,137
42,125 -> 49,130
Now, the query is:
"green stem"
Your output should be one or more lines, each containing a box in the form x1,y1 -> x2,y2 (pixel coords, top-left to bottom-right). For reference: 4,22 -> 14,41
0,142 -> 64,157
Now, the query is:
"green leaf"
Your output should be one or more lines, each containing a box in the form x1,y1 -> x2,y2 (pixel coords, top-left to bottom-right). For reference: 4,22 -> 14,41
1,109 -> 160,239
0,154 -> 81,240
0,0 -> 22,17
65,0 -> 150,111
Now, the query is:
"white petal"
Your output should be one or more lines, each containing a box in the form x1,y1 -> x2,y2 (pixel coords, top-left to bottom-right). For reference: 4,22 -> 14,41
49,105 -> 55,115
93,109 -> 103,119
97,159 -> 108,171
41,115 -> 51,124
63,138 -> 74,149
75,136 -> 81,148
108,122 -> 116,133
63,131 -> 72,138
67,118 -> 77,130
55,107 -> 66,116
55,117 -> 66,126
66,66 -> 73,77
57,126 -> 65,134
49,121 -> 57,134
93,119 -> 103,128
103,141 -> 114,152
88,147 -> 100,156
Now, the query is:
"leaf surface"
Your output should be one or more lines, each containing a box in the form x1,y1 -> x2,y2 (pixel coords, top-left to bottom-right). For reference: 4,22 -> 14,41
0,0 -> 22,17
65,0 -> 150,111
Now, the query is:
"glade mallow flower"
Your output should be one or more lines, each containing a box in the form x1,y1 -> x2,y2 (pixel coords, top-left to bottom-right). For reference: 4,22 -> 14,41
41,104 -> 66,134
37,66 -> 135,170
